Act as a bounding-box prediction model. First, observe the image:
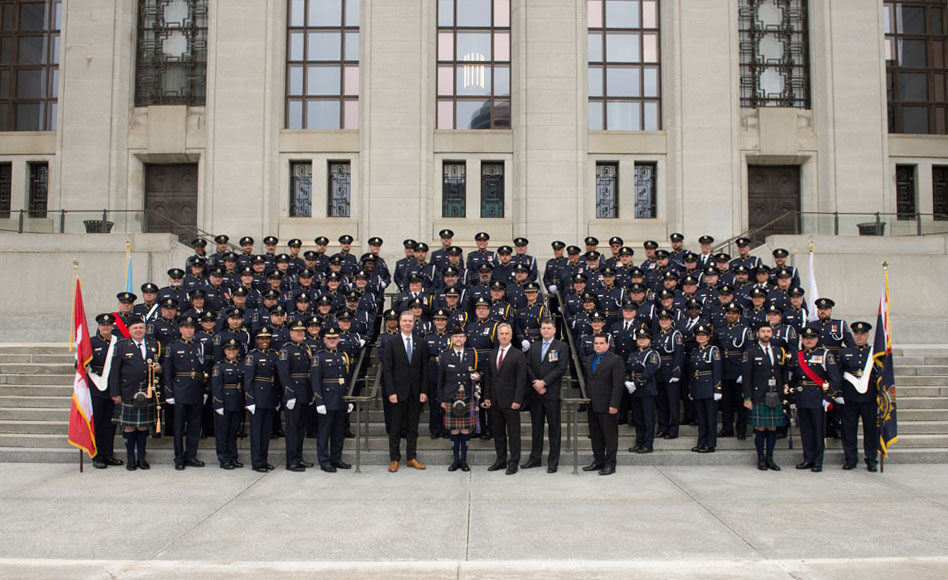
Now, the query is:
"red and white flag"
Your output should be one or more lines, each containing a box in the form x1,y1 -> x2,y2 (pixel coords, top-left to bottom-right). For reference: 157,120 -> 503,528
68,276 -> 96,458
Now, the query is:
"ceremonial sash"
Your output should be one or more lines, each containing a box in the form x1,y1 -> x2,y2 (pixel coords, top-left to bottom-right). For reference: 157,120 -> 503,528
797,350 -> 826,387
843,348 -> 874,394
112,313 -> 131,339
145,303 -> 159,322
87,335 -> 117,392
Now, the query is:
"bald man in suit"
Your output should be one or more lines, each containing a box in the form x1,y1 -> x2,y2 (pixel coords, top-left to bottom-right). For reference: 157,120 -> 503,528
482,323 -> 527,475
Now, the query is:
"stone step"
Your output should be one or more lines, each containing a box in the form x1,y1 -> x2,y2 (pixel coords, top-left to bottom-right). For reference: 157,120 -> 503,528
0,385 -> 74,397
899,408 -> 948,421
895,366 -> 948,376
0,354 -> 76,364
897,421 -> 948,434
0,396 -> 70,409
893,356 -> 948,366
0,407 -> 69,421
0,363 -> 77,375
893,376 -> 948,386
0,344 -> 70,355
0,374 -> 76,385
895,397 -> 948,410
0,420 -> 68,434
897,385 -> 948,397
893,347 -> 948,357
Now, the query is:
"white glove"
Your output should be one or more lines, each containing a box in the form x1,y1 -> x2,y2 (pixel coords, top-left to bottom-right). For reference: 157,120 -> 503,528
713,393 -> 722,401
203,394 -> 208,404
215,408 -> 224,416
736,377 -> 742,384
624,381 -> 636,394
286,398 -> 296,411
317,405 -> 327,415
347,403 -> 354,413
669,377 -> 679,383
166,398 -> 175,405
688,394 -> 694,401
834,396 -> 845,405
358,338 -> 366,347
823,400 -> 831,411
379,281 -> 387,289
245,404 -> 256,414
521,340 -> 531,352
548,284 -> 557,294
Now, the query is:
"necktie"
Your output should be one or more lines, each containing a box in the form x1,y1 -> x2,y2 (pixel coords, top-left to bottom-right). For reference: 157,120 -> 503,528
497,347 -> 505,370
766,346 -> 773,366
592,354 -> 601,373
405,337 -> 412,360
541,341 -> 550,359
138,342 -> 146,359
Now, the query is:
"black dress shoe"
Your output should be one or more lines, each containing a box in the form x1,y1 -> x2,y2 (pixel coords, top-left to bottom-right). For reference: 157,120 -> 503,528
598,465 -> 616,476
766,456 -> 781,471
185,459 -> 205,467
233,461 -> 243,468
698,446 -> 714,453
431,433 -> 440,440
547,465 -> 557,473
105,457 -> 124,466
460,460 -> 470,472
636,448 -> 653,454
521,459 -> 541,469
796,461 -> 814,470
718,430 -> 734,438
663,434 -> 678,440
220,462 -> 235,470
320,465 -> 337,473
582,463 -> 603,472
757,455 -> 767,471
628,445 -> 641,453
332,461 -> 352,470
137,459 -> 150,470
285,464 -> 305,472
505,465 -> 518,475
441,433 -> 450,439
811,465 -> 823,473
487,460 -> 507,471
736,432 -> 747,440
344,430 -> 355,439
252,466 -> 268,473
842,462 -> 856,470
867,463 -> 878,472
448,459 -> 460,472
691,445 -> 703,452
265,463 -> 275,471
175,463 -> 185,471
656,432 -> 667,439
126,462 -> 137,471
93,460 -> 107,469
300,460 -> 315,468
273,430 -> 285,438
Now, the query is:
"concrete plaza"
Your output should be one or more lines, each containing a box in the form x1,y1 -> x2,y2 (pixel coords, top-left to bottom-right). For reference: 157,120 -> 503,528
1,461 -> 947,578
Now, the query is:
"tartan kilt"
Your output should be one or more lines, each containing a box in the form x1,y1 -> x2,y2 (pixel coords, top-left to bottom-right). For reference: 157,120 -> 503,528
748,402 -> 786,428
112,400 -> 157,428
444,396 -> 477,431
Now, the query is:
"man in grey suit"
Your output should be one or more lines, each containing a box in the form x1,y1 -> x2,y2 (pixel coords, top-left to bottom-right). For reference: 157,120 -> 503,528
522,318 -> 569,473
583,334 -> 625,475
381,311 -> 429,472
483,323 -> 527,475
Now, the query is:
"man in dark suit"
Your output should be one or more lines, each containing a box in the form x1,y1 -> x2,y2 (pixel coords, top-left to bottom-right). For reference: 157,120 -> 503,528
522,318 -> 569,473
381,311 -> 429,472
483,322 -> 527,475
583,334 -> 624,475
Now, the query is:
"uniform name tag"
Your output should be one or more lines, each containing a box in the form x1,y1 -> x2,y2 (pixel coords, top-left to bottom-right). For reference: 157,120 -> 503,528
767,378 -> 776,387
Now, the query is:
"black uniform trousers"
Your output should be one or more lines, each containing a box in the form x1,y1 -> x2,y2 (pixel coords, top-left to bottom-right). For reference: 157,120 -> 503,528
842,401 -> 878,465
284,403 -> 306,466
249,408 -> 273,468
618,389 -> 632,426
489,406 -> 521,466
91,396 -> 117,460
162,402 -> 175,436
720,378 -> 747,435
797,407 -> 825,466
317,409 -> 346,467
695,398 -> 717,448
201,396 -> 215,437
213,410 -> 240,464
656,379 -> 680,437
631,395 -> 656,450
172,402 -> 202,464
587,410 -> 618,468
680,375 -> 695,424
427,364 -> 444,435
389,399 -> 422,461
527,397 -> 561,468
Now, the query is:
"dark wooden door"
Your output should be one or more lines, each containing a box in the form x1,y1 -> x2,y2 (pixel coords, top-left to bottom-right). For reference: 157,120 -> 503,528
747,165 -> 800,246
144,164 -> 198,243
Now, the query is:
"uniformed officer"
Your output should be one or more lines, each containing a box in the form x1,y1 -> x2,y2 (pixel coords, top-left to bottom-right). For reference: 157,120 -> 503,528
466,232 -> 496,272
654,309 -> 684,440
512,237 -> 538,282
211,338 -> 245,469
542,240 -> 568,295
243,327 -> 279,472
278,320 -> 314,472
838,321 -> 879,471
697,235 -> 715,267
109,315 -> 160,471
438,324 -> 480,472
311,327 -> 352,472
89,313 -> 122,469
808,297 -> 853,440
424,310 -> 452,439
789,326 -> 841,472
431,228 -> 456,272
164,315 -> 210,470
133,284 -> 161,323
625,329 -> 660,453
688,324 -> 722,453
730,237 -> 762,271
718,302 -> 751,439
741,321 -> 789,471
515,282 -> 545,348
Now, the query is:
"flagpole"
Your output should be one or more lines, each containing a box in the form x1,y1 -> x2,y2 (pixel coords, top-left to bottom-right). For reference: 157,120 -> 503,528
880,260 -> 888,474
74,258 -> 84,473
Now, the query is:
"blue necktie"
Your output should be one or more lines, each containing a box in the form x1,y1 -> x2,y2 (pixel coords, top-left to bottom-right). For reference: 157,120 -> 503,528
541,341 -> 550,359
592,354 -> 601,373
405,337 -> 412,360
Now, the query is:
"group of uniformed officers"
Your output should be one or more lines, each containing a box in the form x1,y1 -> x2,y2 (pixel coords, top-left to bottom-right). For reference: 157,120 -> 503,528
89,229 -> 881,475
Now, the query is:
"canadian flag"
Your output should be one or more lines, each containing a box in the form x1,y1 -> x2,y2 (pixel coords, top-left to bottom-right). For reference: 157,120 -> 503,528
68,277 -> 96,458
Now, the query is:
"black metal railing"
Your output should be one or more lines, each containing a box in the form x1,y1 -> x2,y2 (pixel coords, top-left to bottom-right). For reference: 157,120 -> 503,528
343,344 -> 373,474
555,290 -> 591,475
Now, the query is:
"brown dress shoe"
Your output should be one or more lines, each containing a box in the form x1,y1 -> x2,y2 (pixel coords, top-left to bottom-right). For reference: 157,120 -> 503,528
406,458 -> 426,470
388,461 -> 399,472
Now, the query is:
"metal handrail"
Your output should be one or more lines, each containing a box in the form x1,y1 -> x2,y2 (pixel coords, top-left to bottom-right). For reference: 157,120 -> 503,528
343,344 -> 371,473
555,290 -> 591,474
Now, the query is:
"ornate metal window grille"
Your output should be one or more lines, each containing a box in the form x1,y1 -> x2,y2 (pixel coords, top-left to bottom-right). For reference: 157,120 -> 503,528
480,161 -> 504,218
587,0 -> 662,130
633,162 -> 656,219
289,161 -> 312,217
0,0 -> 62,130
595,162 -> 618,218
442,160 -> 466,217
328,161 -> 350,217
738,0 -> 810,109
286,0 -> 360,129
0,162 -> 10,218
436,0 -> 511,129
896,164 -> 917,220
27,160 -> 46,218
884,1 -> 948,134
135,0 -> 208,107
934,165 -> 948,220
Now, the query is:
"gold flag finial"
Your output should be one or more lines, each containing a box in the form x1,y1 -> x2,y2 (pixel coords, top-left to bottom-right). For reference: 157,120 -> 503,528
808,240 -> 815,253
882,260 -> 888,270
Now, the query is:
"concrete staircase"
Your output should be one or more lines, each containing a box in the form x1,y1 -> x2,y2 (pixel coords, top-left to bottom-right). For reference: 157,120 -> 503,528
1,344 -> 947,468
